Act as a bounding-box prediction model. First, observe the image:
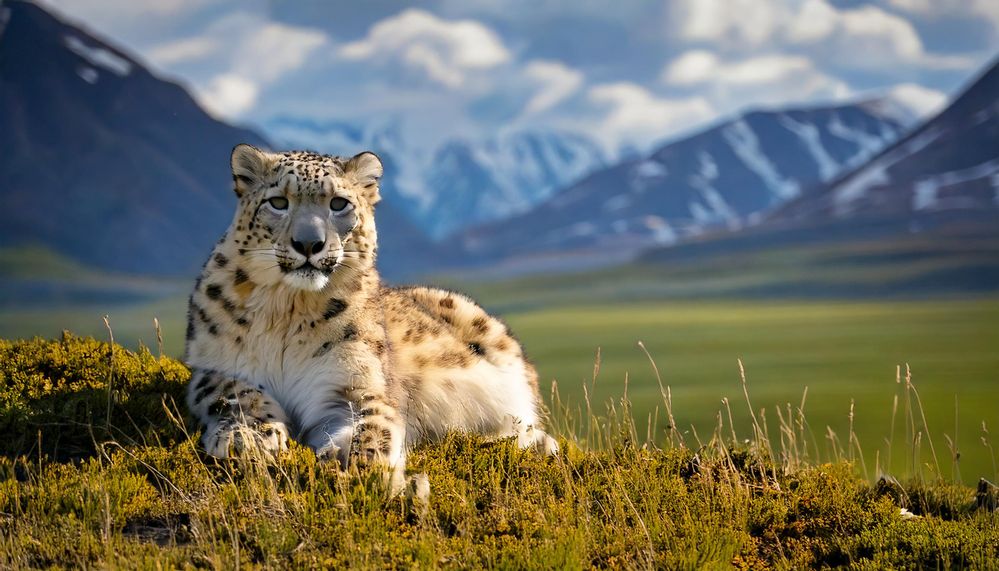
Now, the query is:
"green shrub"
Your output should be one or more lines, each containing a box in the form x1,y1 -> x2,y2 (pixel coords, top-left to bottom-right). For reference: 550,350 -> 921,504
0,333 -> 190,459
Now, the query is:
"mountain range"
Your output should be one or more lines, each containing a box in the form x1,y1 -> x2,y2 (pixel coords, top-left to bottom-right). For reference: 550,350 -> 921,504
459,100 -> 910,263
772,57 -> 999,229
634,56 -> 999,296
2,0 -> 994,295
0,0 -> 438,279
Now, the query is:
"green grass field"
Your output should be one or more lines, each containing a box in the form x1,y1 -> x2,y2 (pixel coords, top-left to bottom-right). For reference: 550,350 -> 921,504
2,295 -> 996,483
504,298 -> 999,483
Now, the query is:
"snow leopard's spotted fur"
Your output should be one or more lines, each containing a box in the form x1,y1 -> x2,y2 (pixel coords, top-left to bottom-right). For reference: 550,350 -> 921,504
185,144 -> 556,484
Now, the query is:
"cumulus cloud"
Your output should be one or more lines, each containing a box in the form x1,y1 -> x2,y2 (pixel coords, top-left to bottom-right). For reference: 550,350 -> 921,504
887,82 -> 948,118
887,0 -> 999,39
662,51 -> 851,118
521,60 -> 584,115
668,0 -> 974,71
338,9 -> 510,88
144,11 -> 329,120
664,52 -> 817,86
37,1 -> 984,157
231,19 -> 328,83
196,73 -> 258,117
662,50 -> 720,86
672,0 -> 779,47
842,7 -> 971,69
585,83 -> 715,151
827,6 -> 955,69
147,36 -> 218,66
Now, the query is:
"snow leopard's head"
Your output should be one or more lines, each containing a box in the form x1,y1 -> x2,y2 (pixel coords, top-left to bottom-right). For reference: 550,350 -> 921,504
226,144 -> 383,292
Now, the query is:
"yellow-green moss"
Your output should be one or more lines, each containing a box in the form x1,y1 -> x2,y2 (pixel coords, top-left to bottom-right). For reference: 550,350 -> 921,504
0,333 -> 190,459
0,335 -> 997,569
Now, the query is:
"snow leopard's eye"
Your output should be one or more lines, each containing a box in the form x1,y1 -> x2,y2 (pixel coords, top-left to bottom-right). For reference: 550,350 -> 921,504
330,197 -> 350,212
268,197 -> 289,210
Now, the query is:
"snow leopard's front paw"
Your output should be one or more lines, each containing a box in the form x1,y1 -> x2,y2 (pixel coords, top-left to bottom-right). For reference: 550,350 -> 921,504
202,419 -> 289,459
315,422 -> 400,468
353,420 -> 402,467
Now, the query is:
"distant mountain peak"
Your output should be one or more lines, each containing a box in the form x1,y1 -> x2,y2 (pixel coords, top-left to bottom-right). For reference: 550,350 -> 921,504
460,97 -> 907,266
772,56 -> 999,227
265,116 -> 607,239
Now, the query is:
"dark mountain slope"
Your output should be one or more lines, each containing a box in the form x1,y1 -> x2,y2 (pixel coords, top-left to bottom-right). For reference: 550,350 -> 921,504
773,57 -> 999,225
0,1 -> 437,279
0,0 -> 268,275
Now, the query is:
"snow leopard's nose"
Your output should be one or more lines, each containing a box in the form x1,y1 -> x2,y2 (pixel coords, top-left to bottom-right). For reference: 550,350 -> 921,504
291,237 -> 326,257
291,212 -> 328,258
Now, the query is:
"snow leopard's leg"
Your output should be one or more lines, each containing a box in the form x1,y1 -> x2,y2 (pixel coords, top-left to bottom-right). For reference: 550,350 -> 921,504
187,368 -> 291,459
303,393 -> 407,492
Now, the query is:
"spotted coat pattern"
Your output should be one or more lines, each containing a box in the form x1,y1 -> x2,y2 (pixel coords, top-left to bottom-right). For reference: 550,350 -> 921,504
185,145 -> 556,481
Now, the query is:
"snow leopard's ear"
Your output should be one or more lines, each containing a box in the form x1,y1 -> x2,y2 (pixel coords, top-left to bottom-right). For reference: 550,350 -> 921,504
345,151 -> 383,205
230,144 -> 272,197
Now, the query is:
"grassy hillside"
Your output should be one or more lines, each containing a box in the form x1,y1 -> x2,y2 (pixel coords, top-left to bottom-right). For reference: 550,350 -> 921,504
506,298 -> 999,484
3,295 -> 996,484
2,336 -> 998,569
0,246 -> 187,308
443,229 -> 999,311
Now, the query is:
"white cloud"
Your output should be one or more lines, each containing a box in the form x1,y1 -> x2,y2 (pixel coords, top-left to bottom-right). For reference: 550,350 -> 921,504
231,20 -> 328,83
339,9 -> 510,88
668,0 -> 974,71
586,82 -> 715,151
145,11 -> 329,120
784,0 -> 838,43
662,50 -> 720,85
661,51 -> 852,119
887,82 -> 948,118
834,7 -> 922,62
522,60 -> 584,114
664,52 -> 815,86
197,73 -> 258,118
718,55 -> 814,84
833,7 -> 971,69
672,0 -> 780,47
887,0 -> 999,38
147,36 -> 218,66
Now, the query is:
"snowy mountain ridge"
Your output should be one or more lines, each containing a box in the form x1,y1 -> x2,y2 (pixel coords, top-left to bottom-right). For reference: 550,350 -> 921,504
459,99 -> 909,262
774,56 -> 999,225
264,117 -> 606,238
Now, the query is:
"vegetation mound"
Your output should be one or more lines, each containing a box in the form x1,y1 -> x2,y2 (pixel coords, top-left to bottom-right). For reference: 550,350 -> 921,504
0,333 -> 189,459
0,335 -> 997,569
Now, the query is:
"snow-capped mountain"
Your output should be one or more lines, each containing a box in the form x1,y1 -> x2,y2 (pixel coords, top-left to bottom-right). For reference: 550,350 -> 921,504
0,1 -> 438,279
263,115 -> 429,209
264,117 -> 606,238
772,57 -> 999,226
460,100 -> 908,260
423,131 -> 605,238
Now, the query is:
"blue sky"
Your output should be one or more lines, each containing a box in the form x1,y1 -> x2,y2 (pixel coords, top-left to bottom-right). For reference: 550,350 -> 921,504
42,0 -> 999,153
